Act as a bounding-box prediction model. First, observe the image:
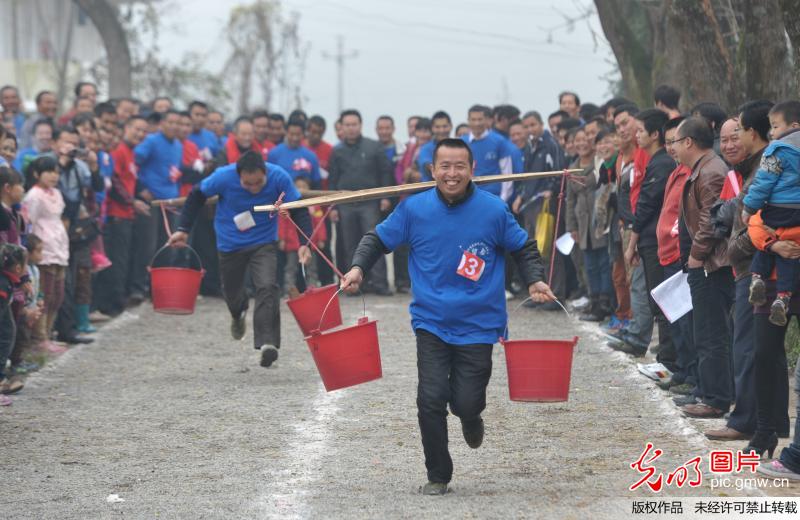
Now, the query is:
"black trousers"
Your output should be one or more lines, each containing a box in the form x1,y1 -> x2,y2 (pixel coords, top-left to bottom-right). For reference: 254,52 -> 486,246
129,208 -> 176,297
338,201 -> 388,290
754,313 -> 792,436
416,329 -> 493,484
192,206 -> 222,297
687,266 -> 734,411
96,217 -> 134,315
219,242 -> 280,349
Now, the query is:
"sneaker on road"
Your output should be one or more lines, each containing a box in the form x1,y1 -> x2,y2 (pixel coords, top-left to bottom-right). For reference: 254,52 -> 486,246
757,460 -> 800,480
231,310 -> 247,341
260,345 -> 279,367
462,417 -> 484,449
673,395 -> 698,407
420,482 -> 448,495
0,376 -> 24,395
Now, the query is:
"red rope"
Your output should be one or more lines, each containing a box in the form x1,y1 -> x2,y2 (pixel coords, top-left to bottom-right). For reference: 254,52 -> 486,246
547,170 -> 569,286
274,192 -> 344,279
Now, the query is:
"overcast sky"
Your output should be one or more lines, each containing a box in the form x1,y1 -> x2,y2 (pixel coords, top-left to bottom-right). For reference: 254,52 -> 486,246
157,0 -> 615,140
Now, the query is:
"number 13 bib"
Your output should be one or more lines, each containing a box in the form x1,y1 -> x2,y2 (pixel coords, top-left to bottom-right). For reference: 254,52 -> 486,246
457,251 -> 486,281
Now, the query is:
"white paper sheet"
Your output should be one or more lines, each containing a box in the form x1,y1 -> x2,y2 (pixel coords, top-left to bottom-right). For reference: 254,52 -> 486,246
555,233 -> 575,255
650,270 -> 692,323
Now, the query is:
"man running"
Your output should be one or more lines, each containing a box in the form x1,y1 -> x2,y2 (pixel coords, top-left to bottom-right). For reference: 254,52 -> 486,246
168,151 -> 312,367
340,138 -> 555,495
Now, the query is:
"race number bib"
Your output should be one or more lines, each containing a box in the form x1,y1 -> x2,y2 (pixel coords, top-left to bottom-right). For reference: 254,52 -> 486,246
233,210 -> 256,231
457,251 -> 485,281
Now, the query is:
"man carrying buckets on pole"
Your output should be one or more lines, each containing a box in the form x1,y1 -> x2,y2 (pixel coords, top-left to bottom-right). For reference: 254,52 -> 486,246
340,138 -> 556,495
168,151 -> 313,368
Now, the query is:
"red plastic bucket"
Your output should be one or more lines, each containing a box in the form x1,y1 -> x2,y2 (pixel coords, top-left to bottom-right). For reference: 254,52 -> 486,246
502,336 -> 578,402
305,290 -> 382,392
148,245 -> 204,315
286,284 -> 343,336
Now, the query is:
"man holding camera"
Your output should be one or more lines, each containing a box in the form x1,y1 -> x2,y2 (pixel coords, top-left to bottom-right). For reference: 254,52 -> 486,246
52,126 -> 105,343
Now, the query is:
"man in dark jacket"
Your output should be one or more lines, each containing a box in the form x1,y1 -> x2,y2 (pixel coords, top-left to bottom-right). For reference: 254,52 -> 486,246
329,109 -> 394,294
675,117 -> 735,419
622,109 -> 676,367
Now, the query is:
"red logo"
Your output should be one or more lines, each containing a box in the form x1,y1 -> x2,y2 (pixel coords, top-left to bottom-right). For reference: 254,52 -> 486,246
456,251 -> 485,281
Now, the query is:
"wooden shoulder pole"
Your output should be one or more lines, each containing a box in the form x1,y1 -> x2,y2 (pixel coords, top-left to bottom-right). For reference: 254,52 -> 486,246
252,169 -> 581,212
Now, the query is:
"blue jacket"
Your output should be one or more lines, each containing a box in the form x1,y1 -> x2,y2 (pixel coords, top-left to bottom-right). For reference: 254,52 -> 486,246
743,129 -> 800,212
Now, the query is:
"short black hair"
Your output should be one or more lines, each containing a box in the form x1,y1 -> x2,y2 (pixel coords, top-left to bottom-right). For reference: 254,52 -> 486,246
25,233 -> 43,254
467,104 -> 492,118
268,113 -> 285,123
557,117 -> 582,132
594,129 -> 612,144
152,95 -> 172,106
579,103 -> 600,121
287,118 -> 306,131
407,115 -> 422,123
455,123 -> 469,134
690,102 -> 726,132
0,166 -> 22,191
770,100 -> 800,126
232,115 -> 253,131
188,100 -> 209,112
340,109 -> 362,123
54,125 -> 79,141
94,101 -> 116,118
71,112 -> 96,130
613,103 -> 639,119
548,110 -> 569,121
146,112 -> 162,125
288,109 -> 307,122
431,111 -> 452,124
178,110 -> 192,119
738,99 -> 774,142
236,150 -> 266,175
663,115 -> 686,133
433,137 -> 473,166
377,115 -> 394,125
585,115 -> 609,130
559,91 -> 581,107
163,109 -> 182,119
251,109 -> 269,121
522,111 -> 542,124
35,90 -> 54,105
29,155 -> 58,177
415,118 -> 432,132
124,115 -> 146,127
493,104 -> 520,121
74,81 -> 97,98
636,108 -> 670,145
32,118 -> 54,134
0,243 -> 26,271
604,97 -> 632,110
654,85 -> 681,110
308,115 -> 326,131
678,116 -> 714,150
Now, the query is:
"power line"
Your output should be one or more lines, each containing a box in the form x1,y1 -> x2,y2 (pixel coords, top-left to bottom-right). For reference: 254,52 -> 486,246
321,35 -> 358,114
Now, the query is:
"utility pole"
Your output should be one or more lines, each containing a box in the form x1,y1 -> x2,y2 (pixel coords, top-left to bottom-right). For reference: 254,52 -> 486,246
322,35 -> 358,114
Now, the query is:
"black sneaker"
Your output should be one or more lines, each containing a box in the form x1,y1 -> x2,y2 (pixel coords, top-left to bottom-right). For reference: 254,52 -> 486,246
769,296 -> 791,327
231,310 -> 247,341
462,417 -> 484,449
260,345 -> 279,367
608,341 -> 647,357
673,395 -> 698,407
420,481 -> 448,495
749,277 -> 767,306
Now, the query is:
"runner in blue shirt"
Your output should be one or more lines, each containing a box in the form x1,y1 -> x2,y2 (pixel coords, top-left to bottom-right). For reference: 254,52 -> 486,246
169,151 -> 313,368
340,138 -> 555,496
267,119 -> 321,188
461,104 -> 515,202
188,101 -> 221,160
417,111 -> 452,182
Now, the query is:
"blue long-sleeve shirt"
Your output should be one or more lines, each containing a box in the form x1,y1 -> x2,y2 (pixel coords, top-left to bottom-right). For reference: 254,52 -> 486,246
134,131 -> 183,200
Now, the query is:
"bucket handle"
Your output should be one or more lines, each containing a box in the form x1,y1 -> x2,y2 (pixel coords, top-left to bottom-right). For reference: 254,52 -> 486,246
315,287 -> 366,334
501,295 -> 571,342
149,243 -> 204,272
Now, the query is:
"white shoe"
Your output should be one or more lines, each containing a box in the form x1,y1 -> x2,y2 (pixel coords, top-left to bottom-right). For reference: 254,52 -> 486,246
505,290 -> 514,301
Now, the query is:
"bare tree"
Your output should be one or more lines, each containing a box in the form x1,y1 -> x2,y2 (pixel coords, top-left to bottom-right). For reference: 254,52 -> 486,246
223,0 -> 307,114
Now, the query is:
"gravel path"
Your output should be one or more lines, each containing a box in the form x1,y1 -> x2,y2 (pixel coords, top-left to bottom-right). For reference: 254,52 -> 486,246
2,293 -> 795,519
